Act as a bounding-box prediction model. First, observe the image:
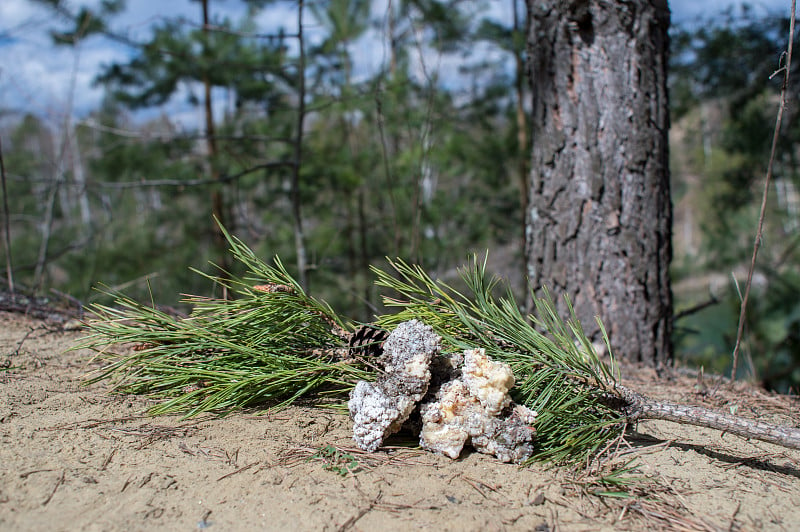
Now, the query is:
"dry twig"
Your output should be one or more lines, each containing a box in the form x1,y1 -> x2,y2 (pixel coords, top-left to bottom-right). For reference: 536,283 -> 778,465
41,470 -> 65,506
618,385 -> 800,450
216,461 -> 259,481
732,0 -> 796,377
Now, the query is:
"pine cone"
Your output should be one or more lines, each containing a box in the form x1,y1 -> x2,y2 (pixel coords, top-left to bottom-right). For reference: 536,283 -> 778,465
348,324 -> 388,359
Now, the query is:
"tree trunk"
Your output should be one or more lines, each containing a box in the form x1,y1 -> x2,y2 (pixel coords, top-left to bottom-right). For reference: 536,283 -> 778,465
0,136 -> 14,293
524,0 -> 673,368
69,125 -> 91,228
513,0 -> 530,295
291,0 -> 309,290
201,0 -> 230,276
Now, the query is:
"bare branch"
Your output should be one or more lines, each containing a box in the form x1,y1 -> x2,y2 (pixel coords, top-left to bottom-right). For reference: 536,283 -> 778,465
93,161 -> 295,189
174,16 -> 299,40
618,385 -> 800,450
732,0 -> 796,378
673,296 -> 720,322
77,119 -> 293,145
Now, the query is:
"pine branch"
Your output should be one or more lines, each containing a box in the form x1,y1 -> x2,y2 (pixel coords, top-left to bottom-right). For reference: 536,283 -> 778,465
77,229 -> 800,466
77,226 -> 368,417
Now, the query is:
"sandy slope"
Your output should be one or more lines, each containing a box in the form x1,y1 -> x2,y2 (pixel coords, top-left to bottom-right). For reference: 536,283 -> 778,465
1,311 -> 799,531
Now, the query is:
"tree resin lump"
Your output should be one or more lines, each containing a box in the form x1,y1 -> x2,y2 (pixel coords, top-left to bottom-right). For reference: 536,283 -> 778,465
348,320 -> 538,463
420,348 -> 538,463
348,320 -> 439,452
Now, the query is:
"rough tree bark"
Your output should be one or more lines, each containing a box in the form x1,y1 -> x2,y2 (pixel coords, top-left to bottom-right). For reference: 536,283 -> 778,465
525,0 -> 673,367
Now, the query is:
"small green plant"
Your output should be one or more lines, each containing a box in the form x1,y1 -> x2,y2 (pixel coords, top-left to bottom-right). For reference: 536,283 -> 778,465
309,445 -> 360,476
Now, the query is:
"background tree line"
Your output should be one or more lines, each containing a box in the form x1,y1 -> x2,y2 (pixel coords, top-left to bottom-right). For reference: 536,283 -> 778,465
1,1 -> 799,392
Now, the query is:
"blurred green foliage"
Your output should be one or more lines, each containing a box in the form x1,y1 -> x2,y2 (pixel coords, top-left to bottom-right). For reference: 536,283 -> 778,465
670,5 -> 800,392
2,0 -> 526,320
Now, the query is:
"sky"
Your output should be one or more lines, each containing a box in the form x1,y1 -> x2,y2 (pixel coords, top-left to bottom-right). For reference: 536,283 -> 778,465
0,0 -> 794,131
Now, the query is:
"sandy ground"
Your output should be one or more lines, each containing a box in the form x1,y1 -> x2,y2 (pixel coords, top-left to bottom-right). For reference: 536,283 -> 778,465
1,310 -> 800,531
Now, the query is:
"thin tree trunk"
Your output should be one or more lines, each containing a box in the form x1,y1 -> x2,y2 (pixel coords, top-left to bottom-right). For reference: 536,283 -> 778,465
291,0 -> 309,290
341,44 -> 369,319
36,35 -> 83,290
388,0 -> 397,78
0,136 -> 13,293
344,189 -> 358,312
34,165 -> 62,289
525,0 -> 673,367
357,187 -> 371,320
375,91 -> 401,257
70,126 -> 92,228
201,0 -> 229,275
512,0 -> 530,303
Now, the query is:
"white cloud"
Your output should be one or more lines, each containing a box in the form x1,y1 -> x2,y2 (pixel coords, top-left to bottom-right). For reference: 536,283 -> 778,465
1,29 -> 127,124
0,2 -> 43,28
0,0 -> 261,124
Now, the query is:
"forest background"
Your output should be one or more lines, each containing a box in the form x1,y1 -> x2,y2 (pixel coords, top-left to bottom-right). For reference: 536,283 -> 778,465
1,0 -> 799,393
